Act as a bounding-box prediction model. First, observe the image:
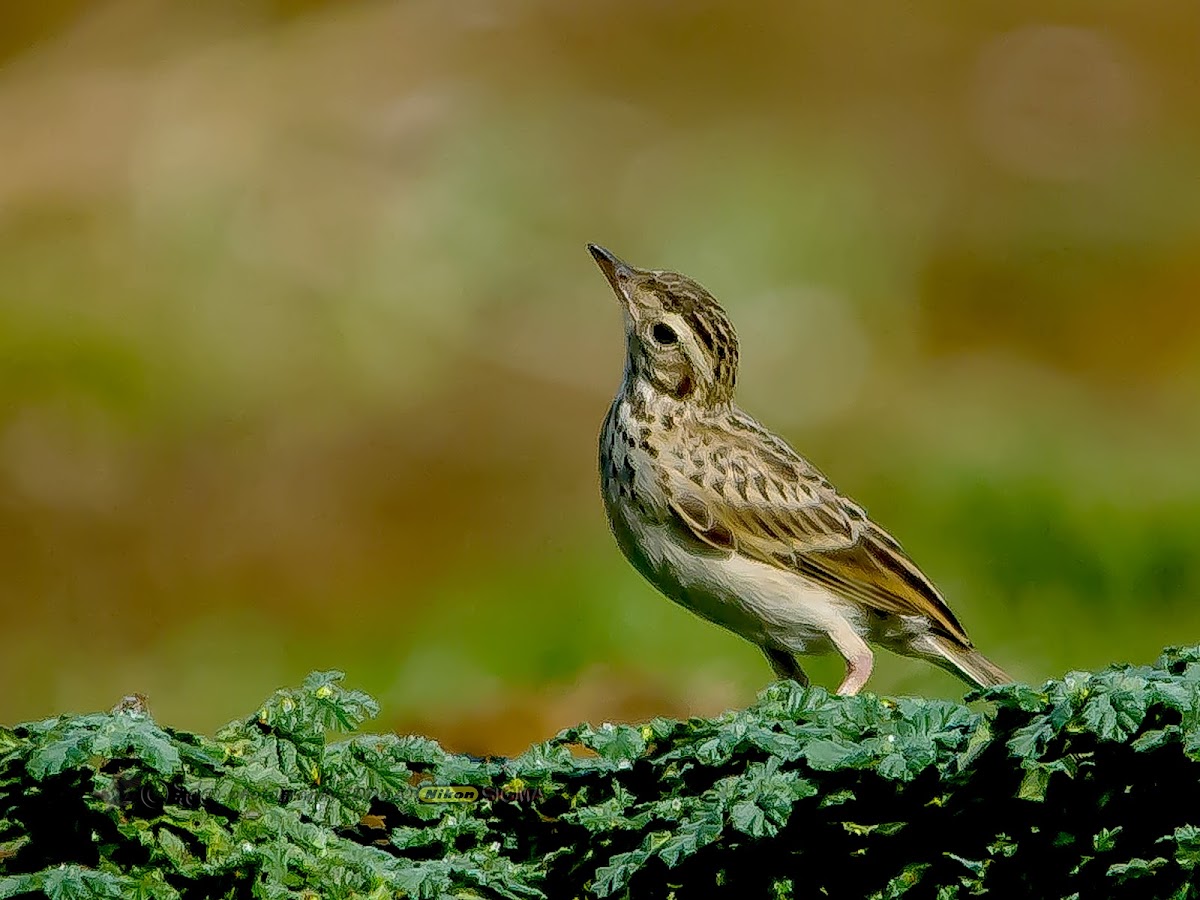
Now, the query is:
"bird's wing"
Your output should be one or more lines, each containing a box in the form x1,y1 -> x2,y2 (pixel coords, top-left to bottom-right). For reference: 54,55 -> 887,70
662,413 -> 971,645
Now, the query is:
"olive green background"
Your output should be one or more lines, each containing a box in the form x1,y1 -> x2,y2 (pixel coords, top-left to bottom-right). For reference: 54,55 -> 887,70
3,1 -> 1199,755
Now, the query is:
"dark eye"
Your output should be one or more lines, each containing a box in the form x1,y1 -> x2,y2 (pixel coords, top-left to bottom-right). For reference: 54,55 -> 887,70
651,323 -> 678,346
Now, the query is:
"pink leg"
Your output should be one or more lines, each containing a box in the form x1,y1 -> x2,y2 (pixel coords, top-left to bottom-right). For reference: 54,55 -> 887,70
835,649 -> 874,695
775,609 -> 874,696
826,620 -> 874,695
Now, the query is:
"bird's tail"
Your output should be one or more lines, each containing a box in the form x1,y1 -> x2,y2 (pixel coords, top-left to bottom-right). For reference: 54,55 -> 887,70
912,633 -> 1011,689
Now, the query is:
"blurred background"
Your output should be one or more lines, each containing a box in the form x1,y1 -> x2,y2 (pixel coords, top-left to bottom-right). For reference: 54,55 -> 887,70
2,0 -> 1200,755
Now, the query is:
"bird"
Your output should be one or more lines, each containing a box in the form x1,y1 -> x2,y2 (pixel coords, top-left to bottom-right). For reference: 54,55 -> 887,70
588,244 -> 1009,695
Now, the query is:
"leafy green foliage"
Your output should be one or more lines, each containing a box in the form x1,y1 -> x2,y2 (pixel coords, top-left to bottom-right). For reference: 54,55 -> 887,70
5,652 -> 1200,898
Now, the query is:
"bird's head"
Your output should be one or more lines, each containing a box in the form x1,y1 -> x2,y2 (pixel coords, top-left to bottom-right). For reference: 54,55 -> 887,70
588,244 -> 739,408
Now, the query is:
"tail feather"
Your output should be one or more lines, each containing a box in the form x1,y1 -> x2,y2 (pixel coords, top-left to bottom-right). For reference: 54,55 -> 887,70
913,633 -> 1010,689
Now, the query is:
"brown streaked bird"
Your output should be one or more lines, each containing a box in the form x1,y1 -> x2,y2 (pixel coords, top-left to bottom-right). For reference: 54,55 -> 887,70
589,244 -> 1009,694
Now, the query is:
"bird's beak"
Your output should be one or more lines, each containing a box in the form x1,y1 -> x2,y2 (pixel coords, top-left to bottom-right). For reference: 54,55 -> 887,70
587,243 -> 634,300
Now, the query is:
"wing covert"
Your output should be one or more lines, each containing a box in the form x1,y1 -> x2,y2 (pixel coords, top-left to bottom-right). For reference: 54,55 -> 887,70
663,415 -> 971,644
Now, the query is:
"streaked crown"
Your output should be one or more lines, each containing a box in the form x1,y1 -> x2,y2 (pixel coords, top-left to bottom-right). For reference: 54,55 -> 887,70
588,244 -> 739,407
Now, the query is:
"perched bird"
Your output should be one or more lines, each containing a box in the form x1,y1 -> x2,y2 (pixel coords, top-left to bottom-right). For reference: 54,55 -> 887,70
588,244 -> 1009,695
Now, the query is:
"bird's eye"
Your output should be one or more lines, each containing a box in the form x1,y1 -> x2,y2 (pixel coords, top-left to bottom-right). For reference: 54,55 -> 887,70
651,323 -> 678,346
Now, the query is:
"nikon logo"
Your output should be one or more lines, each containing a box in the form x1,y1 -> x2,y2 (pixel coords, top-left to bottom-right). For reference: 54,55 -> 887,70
417,785 -> 480,804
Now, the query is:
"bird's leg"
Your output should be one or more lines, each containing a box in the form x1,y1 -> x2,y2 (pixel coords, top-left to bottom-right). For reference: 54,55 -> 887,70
836,651 -> 874,695
762,647 -> 810,686
829,624 -> 874,696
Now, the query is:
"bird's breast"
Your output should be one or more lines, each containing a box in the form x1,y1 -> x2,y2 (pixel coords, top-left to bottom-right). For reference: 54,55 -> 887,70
600,401 -> 866,648
600,400 -> 672,519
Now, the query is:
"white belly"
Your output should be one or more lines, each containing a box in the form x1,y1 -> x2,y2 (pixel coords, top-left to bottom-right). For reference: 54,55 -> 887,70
613,507 -> 867,657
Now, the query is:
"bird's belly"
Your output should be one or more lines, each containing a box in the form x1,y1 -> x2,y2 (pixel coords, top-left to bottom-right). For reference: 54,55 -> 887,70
608,503 -> 863,653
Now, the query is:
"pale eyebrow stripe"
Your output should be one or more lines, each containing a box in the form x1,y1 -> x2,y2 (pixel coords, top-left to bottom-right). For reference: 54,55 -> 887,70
662,311 -> 712,382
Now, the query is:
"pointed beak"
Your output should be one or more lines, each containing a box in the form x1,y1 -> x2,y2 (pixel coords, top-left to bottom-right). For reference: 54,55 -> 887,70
587,243 -> 634,297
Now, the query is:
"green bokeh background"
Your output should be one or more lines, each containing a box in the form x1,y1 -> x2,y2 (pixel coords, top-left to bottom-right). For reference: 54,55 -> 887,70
3,1 -> 1200,754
